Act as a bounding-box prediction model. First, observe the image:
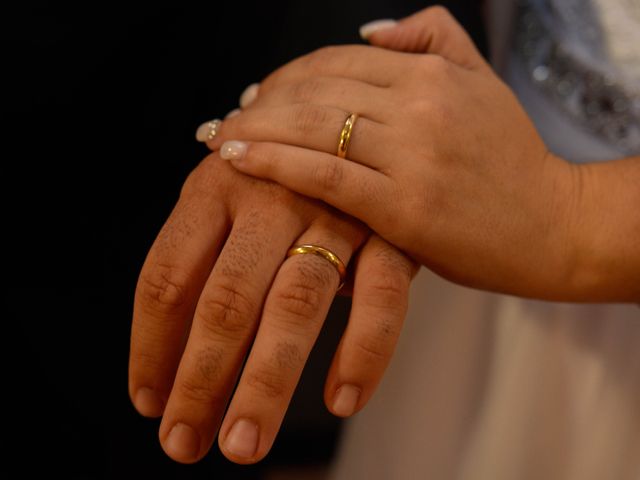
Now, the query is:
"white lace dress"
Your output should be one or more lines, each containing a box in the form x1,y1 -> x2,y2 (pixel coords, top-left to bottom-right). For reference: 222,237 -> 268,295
329,1 -> 640,479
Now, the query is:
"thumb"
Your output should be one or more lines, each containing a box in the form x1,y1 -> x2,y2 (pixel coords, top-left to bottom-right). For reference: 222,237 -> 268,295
360,6 -> 488,71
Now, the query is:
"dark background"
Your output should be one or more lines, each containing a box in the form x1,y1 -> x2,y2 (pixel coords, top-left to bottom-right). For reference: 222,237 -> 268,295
5,1 -> 485,478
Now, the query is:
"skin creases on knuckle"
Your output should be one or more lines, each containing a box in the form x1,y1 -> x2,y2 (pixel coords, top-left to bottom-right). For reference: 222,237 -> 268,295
290,103 -> 329,136
136,263 -> 190,314
194,345 -> 225,387
353,334 -> 390,364
271,340 -> 304,371
361,272 -> 408,312
312,159 -> 344,191
130,346 -> 166,373
373,242 -> 414,279
244,341 -> 302,400
246,366 -> 288,399
271,274 -> 326,325
196,282 -> 256,343
178,374 -> 226,405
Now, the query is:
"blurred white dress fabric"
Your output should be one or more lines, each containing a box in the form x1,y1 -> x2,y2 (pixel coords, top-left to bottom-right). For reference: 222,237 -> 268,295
329,1 -> 640,479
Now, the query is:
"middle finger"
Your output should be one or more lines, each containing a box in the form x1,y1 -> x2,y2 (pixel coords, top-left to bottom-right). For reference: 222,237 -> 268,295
217,214 -> 366,464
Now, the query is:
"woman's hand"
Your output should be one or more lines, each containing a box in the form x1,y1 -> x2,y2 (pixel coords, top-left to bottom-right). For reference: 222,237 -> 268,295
129,154 -> 415,465
205,7 -> 639,301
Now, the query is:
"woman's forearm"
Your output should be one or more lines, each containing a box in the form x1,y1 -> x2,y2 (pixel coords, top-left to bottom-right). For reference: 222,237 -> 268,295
566,155 -> 640,301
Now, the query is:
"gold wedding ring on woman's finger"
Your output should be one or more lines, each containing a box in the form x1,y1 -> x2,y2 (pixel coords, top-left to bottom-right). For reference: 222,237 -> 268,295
337,113 -> 358,159
287,244 -> 347,290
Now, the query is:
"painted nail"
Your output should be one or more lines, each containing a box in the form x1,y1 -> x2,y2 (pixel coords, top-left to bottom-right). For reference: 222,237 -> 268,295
195,119 -> 222,142
225,108 -> 241,119
359,19 -> 398,40
332,384 -> 361,417
165,423 -> 200,462
134,387 -> 164,418
239,83 -> 259,108
224,418 -> 259,459
220,141 -> 248,161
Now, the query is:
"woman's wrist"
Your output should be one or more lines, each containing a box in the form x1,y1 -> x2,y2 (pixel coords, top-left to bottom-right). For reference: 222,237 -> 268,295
561,155 -> 640,301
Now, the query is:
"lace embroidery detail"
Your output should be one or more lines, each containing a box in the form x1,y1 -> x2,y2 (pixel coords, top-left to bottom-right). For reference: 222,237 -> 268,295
515,0 -> 640,154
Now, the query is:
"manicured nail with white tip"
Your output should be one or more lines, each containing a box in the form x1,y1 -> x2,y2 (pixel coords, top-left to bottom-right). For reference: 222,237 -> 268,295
195,119 -> 222,142
220,141 -> 248,161
239,83 -> 259,108
359,19 -> 397,40
225,108 -> 241,119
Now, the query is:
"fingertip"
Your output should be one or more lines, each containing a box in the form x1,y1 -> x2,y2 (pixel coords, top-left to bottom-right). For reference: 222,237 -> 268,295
220,140 -> 248,162
330,384 -> 362,417
359,19 -> 398,41
133,387 -> 166,418
162,422 -> 202,464
218,418 -> 263,465
195,119 -> 222,143
239,83 -> 260,109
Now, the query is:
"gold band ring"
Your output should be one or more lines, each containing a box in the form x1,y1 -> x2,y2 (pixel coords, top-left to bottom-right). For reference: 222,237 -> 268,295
286,244 -> 347,290
337,113 -> 358,159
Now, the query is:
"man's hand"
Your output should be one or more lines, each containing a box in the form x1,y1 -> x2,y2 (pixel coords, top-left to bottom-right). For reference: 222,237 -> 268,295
129,154 -> 415,464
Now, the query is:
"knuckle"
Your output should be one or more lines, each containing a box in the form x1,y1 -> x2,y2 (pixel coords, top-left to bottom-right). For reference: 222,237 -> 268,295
418,54 -> 450,78
136,263 -> 189,314
271,275 -> 325,324
178,376 -> 218,404
312,159 -> 344,192
290,103 -> 329,136
411,94 -> 453,128
243,341 -> 302,399
194,345 -> 224,386
180,154 -> 220,198
373,243 -> 414,280
130,347 -> 164,374
306,45 -> 338,70
353,335 -> 389,363
410,95 -> 433,115
197,282 -> 256,343
363,274 -> 408,313
428,5 -> 453,23
177,347 -> 227,405
271,340 -> 304,370
246,368 -> 288,399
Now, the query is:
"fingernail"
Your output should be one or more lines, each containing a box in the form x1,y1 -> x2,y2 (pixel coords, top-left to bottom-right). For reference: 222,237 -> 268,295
359,19 -> 398,40
195,119 -> 222,142
220,141 -> 248,161
225,108 -> 241,119
239,83 -> 259,108
332,384 -> 361,417
165,423 -> 200,462
224,418 -> 259,459
134,387 -> 164,417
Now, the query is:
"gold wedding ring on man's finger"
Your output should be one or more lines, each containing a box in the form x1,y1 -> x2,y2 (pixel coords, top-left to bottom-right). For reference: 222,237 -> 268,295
286,244 -> 347,290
